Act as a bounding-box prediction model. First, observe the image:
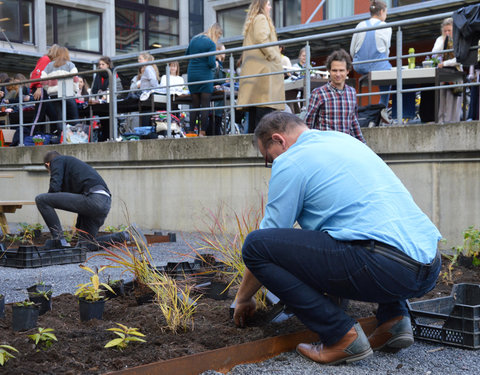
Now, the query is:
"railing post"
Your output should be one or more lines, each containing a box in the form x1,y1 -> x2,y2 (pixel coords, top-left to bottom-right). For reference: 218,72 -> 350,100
396,26 -> 403,124
166,63 -> 172,137
305,42 -> 311,110
19,87 -> 24,146
109,69 -> 115,140
229,53 -> 235,134
61,79 -> 67,142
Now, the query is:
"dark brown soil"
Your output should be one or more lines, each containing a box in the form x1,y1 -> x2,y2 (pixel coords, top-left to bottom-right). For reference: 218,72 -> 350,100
0,255 -> 479,375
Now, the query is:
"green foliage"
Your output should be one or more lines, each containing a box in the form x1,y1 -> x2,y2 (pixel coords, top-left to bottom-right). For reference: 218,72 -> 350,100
27,327 -> 58,349
454,226 -> 480,267
15,300 -> 36,307
104,323 -> 146,350
188,201 -> 269,310
104,225 -> 127,233
74,265 -> 115,301
0,345 -> 19,366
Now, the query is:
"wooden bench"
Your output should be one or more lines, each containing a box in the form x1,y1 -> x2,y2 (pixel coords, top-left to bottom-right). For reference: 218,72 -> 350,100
0,201 -> 36,235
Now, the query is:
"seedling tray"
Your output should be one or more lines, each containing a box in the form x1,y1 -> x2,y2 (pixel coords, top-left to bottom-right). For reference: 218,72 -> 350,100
407,283 -> 480,349
0,245 -> 86,268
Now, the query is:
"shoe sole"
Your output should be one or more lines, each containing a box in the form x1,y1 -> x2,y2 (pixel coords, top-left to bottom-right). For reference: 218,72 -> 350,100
296,347 -> 373,366
374,334 -> 414,353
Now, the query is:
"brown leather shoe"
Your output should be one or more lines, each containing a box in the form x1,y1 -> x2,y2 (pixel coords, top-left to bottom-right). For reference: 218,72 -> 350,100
368,315 -> 414,352
296,322 -> 373,365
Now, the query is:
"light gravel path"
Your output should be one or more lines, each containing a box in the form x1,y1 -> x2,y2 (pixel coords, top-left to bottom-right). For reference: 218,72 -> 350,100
1,229 -> 479,374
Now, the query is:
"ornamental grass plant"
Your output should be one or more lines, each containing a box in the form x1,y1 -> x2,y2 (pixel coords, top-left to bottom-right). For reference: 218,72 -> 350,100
185,201 -> 269,310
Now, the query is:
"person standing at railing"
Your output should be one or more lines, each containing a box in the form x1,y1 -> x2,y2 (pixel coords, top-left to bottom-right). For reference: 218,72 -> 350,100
186,23 -> 223,136
90,56 -> 124,141
29,44 -> 60,128
432,17 -> 463,124
238,0 -> 285,134
41,46 -> 80,135
350,0 -> 392,108
304,49 -> 365,143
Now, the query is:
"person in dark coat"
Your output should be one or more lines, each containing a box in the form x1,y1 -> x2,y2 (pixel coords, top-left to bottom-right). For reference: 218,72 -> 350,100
186,23 -> 223,136
35,151 -> 129,251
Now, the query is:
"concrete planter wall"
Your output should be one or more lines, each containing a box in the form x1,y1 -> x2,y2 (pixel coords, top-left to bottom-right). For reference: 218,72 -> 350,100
1,122 -> 480,250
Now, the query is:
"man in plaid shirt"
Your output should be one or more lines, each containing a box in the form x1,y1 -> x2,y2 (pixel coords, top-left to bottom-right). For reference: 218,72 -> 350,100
305,49 -> 366,143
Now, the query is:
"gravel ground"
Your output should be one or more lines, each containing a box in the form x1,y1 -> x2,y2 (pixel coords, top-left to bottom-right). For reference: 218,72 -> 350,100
1,228 -> 479,374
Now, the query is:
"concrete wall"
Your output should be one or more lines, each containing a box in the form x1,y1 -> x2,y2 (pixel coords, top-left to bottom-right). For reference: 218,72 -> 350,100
1,122 -> 480,250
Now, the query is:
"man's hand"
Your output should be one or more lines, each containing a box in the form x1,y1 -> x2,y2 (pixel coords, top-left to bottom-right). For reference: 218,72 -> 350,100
233,296 -> 256,327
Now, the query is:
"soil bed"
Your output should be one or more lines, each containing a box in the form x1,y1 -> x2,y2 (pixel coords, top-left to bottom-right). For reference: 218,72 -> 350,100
0,255 -> 479,375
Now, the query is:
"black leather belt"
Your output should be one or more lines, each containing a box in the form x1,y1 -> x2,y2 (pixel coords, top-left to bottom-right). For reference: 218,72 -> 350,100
352,240 -> 440,273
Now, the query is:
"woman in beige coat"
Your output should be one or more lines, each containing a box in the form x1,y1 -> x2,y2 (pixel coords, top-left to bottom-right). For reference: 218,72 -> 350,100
238,0 -> 285,133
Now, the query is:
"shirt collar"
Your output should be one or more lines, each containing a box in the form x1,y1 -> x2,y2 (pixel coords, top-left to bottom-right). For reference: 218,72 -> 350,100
327,81 -> 345,94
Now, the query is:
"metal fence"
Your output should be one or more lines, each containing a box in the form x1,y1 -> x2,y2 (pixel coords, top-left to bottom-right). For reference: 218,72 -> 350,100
2,9 -> 479,145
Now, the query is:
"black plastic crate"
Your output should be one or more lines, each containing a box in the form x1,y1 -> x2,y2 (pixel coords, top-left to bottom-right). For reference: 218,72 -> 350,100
0,245 -> 86,268
407,283 -> 480,349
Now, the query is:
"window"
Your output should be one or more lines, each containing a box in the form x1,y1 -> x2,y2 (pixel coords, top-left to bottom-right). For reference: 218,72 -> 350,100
273,0 -> 301,28
46,5 -> 101,53
0,0 -> 34,44
189,0 -> 204,40
217,6 -> 248,38
115,0 -> 179,54
325,0 -> 354,19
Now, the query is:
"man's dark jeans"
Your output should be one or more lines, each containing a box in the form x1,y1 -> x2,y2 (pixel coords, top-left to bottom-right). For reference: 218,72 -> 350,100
35,192 -> 123,250
242,228 -> 441,346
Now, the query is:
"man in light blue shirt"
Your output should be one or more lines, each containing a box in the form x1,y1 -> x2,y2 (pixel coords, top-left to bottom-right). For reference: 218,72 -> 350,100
233,112 -> 441,366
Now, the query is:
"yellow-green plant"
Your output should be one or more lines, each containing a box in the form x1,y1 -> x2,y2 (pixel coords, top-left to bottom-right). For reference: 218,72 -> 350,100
27,327 -> 57,349
95,230 -> 199,333
15,300 -> 36,307
104,323 -> 146,350
150,271 -> 200,333
74,265 -> 115,301
454,226 -> 480,266
104,225 -> 127,233
0,345 -> 18,366
186,202 -> 269,309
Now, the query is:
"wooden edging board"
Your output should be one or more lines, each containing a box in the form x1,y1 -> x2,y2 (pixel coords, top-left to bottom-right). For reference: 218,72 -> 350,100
105,316 -> 377,375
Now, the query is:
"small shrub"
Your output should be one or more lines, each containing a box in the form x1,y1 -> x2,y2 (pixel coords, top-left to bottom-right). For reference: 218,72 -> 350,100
454,226 -> 480,266
27,327 -> 57,349
0,345 -> 18,366
105,323 -> 146,350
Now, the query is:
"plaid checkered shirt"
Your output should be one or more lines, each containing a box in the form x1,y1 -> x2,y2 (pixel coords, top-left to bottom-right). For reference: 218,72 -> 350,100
305,81 -> 366,143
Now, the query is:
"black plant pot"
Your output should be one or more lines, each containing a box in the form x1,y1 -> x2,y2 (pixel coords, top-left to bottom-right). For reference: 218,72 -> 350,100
78,298 -> 105,322
12,304 -> 39,331
196,281 -> 230,300
105,280 -> 125,299
0,294 -> 5,319
27,284 -> 53,294
29,293 -> 52,316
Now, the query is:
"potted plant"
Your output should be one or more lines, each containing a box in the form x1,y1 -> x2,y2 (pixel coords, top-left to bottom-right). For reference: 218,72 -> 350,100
104,278 -> 125,299
12,301 -> 39,331
74,264 -> 115,322
32,134 -> 45,146
0,293 -> 5,319
27,286 -> 52,316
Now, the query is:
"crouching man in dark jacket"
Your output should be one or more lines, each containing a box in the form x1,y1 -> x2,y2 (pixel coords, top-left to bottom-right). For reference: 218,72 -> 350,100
36,151 -> 128,251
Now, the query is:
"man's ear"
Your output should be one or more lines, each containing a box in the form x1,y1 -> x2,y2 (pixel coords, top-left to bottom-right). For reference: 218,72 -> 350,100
271,133 -> 284,144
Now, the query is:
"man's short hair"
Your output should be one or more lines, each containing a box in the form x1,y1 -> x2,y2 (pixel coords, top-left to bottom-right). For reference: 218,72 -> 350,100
326,49 -> 352,72
43,151 -> 61,164
254,111 -> 306,147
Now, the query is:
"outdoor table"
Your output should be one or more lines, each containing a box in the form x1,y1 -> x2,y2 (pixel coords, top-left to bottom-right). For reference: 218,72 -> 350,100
358,67 -> 465,123
0,201 -> 36,235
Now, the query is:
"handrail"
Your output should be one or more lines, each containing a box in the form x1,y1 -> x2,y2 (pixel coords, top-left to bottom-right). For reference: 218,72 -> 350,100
4,8 -> 480,144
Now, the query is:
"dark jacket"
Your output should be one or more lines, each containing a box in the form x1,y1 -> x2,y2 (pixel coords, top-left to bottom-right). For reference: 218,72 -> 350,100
48,155 -> 110,196
91,69 -> 123,95
453,4 -> 480,65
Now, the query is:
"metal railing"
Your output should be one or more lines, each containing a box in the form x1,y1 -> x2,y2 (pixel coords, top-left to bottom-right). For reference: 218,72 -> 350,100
2,8 -> 479,145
